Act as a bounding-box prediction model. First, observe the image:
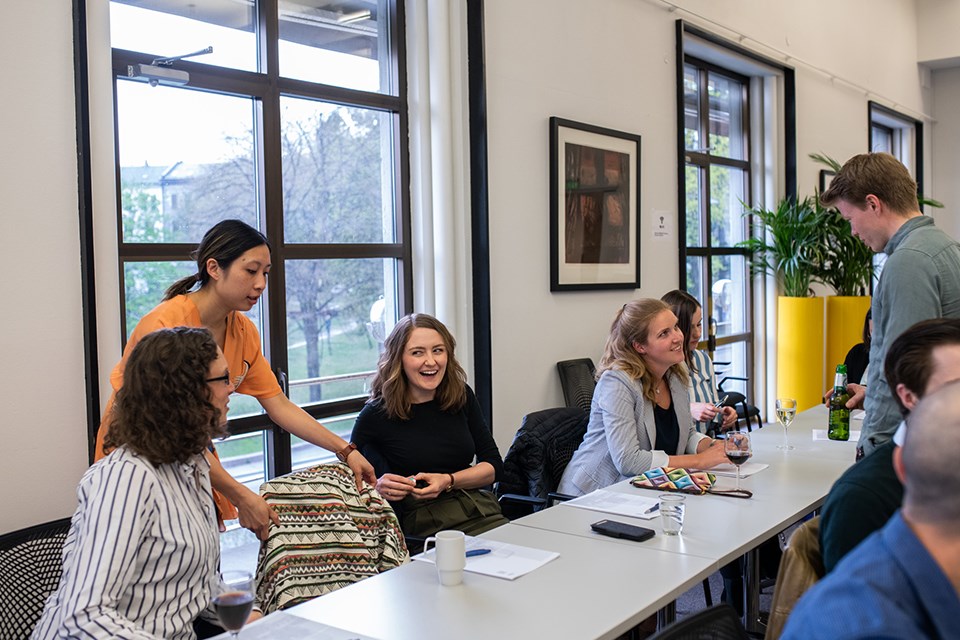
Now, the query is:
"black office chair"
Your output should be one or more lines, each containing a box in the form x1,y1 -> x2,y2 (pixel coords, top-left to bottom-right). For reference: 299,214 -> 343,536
0,517 -> 72,638
648,603 -> 750,640
496,407 -> 589,519
716,366 -> 762,432
556,358 -> 597,413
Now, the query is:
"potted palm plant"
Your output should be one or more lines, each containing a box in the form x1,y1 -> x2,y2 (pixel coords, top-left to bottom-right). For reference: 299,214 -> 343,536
739,196 -> 828,410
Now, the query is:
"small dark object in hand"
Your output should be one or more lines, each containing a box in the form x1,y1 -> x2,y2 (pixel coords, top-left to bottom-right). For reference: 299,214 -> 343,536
415,479 -> 429,489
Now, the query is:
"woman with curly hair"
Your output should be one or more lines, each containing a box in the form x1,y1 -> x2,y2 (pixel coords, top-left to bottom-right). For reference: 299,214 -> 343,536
558,299 -> 728,497
94,220 -> 375,540
351,313 -> 508,539
34,327 -> 245,639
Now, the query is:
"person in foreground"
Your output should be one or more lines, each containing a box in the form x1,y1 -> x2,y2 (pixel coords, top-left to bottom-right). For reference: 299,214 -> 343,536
822,152 -> 960,459
558,299 -> 727,497
33,328 -> 249,639
661,290 -> 737,434
351,313 -> 508,538
95,220 -> 375,540
820,318 -> 960,573
782,381 -> 960,639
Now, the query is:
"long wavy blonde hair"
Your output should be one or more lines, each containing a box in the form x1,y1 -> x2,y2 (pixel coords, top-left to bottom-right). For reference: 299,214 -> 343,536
597,299 -> 688,402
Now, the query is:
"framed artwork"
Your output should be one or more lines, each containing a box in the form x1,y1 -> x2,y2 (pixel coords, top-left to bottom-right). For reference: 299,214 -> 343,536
550,117 -> 641,291
819,169 -> 836,194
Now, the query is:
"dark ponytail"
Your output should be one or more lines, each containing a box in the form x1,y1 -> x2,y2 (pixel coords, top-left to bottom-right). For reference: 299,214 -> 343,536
164,220 -> 270,300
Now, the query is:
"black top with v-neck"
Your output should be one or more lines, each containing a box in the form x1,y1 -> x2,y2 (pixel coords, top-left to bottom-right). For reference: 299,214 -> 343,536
653,399 -> 680,455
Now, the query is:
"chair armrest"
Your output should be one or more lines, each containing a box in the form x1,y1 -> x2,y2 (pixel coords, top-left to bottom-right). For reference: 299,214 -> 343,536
546,492 -> 577,507
498,494 -> 547,508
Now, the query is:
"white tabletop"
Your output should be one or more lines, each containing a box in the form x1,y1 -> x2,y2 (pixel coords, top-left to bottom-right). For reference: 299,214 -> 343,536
286,524 -> 717,640
255,405 -> 855,640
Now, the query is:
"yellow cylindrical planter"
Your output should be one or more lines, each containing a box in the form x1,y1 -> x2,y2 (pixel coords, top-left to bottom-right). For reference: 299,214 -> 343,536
777,296 -> 825,412
825,296 -> 871,384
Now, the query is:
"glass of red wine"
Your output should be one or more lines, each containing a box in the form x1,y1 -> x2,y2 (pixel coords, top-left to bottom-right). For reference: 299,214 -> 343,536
724,431 -> 752,491
213,570 -> 255,638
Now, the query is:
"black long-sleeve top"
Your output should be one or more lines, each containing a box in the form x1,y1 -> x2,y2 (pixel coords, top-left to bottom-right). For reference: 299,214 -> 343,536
351,385 -> 504,481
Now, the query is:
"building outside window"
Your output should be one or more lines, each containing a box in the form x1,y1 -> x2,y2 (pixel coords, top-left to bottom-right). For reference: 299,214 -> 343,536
107,0 -> 410,559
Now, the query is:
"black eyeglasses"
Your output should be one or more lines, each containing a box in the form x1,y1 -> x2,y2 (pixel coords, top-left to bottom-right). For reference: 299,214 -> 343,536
206,372 -> 231,386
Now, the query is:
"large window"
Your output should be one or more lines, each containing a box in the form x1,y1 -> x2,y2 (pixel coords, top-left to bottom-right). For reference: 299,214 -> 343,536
108,0 -> 409,502
681,57 -> 753,389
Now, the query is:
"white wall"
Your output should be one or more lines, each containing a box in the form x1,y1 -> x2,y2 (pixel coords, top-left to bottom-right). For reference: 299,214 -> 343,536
482,0 -> 935,449
5,0 -> 959,532
0,1 -> 88,532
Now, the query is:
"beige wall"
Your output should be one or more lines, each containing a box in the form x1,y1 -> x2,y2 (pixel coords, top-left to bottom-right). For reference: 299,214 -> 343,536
3,0 -> 958,532
0,0 -> 88,532
482,0 -> 936,449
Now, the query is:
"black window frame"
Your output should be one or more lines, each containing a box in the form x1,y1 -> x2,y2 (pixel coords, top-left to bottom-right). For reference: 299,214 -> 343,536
93,0 -> 412,478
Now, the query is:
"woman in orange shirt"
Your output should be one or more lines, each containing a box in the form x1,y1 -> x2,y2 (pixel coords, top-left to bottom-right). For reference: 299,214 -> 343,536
96,220 -> 376,539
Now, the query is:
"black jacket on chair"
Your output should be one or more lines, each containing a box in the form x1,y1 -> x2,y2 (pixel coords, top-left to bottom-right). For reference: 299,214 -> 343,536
497,407 -> 590,503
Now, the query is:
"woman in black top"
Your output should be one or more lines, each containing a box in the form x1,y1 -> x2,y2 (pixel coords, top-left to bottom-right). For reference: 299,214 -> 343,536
351,313 -> 508,538
844,309 -> 872,384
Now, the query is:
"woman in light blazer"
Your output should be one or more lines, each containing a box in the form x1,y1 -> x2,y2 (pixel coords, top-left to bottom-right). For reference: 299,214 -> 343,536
559,299 -> 728,497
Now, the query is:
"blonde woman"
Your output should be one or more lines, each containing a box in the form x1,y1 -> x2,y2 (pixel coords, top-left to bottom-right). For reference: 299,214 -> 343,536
559,299 -> 727,496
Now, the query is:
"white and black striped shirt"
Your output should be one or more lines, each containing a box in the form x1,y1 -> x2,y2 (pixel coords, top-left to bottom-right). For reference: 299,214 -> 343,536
33,447 -> 219,640
689,349 -> 720,434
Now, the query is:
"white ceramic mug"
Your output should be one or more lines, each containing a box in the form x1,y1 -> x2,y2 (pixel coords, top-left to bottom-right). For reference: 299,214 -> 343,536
423,530 -> 466,585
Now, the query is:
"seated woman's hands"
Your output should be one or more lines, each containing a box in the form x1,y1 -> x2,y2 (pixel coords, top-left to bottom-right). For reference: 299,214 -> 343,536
409,473 -> 451,500
375,473 -> 416,502
719,406 -> 738,430
695,438 -> 730,469
690,402 -> 720,423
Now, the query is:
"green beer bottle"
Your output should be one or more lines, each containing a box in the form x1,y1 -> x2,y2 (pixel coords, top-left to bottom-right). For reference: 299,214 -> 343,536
828,364 -> 850,441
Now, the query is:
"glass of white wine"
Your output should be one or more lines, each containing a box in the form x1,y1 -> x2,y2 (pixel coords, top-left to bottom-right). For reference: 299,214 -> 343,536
775,397 -> 797,451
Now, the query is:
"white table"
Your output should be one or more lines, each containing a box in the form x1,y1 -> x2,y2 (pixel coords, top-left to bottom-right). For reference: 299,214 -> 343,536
285,524 -> 717,640
237,406 -> 855,639
511,405 -> 855,631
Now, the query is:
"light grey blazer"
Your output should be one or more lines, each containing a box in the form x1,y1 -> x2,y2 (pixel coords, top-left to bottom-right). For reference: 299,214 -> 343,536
558,368 -> 708,497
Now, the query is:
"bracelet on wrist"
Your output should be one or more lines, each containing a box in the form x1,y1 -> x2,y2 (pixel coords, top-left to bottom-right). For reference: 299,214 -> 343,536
445,472 -> 456,492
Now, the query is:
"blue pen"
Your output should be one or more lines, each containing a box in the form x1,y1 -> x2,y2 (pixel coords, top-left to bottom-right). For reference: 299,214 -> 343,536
466,548 -> 492,557
644,504 -> 660,514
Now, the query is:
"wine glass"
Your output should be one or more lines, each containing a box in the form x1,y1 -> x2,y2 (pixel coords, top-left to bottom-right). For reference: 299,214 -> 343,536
213,570 -> 255,638
724,431 -> 752,491
775,397 -> 797,451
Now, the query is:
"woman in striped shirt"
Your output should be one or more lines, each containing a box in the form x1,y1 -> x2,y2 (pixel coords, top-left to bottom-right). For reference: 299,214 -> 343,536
34,328 -> 241,639
662,290 -> 737,434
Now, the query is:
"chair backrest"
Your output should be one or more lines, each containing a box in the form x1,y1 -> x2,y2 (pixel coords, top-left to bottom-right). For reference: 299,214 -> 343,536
649,603 -> 750,640
764,516 -> 823,640
557,358 -> 597,413
256,463 -> 409,613
498,407 -> 590,501
0,517 -> 72,638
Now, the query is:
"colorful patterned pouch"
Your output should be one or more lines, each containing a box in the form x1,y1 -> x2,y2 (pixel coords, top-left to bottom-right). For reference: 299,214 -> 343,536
631,467 -> 752,498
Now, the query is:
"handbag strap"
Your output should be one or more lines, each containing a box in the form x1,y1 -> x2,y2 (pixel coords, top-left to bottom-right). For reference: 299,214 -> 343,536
706,487 -> 753,499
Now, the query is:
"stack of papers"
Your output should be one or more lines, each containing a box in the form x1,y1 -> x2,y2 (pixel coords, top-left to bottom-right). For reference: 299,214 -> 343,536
710,462 -> 769,478
564,488 -> 660,519
812,430 -> 861,441
415,537 -> 559,580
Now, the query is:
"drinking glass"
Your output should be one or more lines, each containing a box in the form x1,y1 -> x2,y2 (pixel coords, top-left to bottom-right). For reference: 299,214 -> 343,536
213,570 -> 255,638
724,431 -> 752,491
775,397 -> 797,451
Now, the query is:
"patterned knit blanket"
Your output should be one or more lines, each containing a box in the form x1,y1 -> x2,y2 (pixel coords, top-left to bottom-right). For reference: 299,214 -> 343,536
256,463 -> 409,612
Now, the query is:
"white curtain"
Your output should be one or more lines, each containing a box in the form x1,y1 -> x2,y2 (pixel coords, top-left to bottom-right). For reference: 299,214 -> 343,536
405,0 -> 476,377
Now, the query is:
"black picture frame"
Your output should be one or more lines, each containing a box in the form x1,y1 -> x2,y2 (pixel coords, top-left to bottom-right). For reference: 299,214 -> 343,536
550,117 -> 641,292
819,169 -> 836,194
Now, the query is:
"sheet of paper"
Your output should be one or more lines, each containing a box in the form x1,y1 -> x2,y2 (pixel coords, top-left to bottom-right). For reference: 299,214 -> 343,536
564,488 -> 660,519
415,536 -> 559,581
709,462 -> 769,478
851,409 -> 866,421
214,611 -> 375,640
812,429 -> 861,441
